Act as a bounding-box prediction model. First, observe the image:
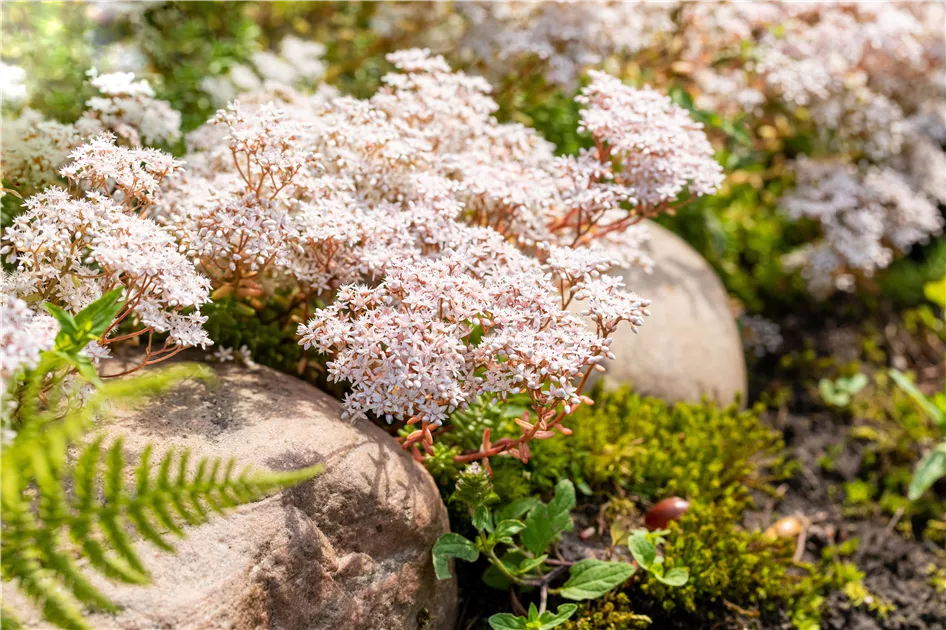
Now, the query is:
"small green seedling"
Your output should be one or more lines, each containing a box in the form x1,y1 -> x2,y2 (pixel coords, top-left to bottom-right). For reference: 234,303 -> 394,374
888,369 -> 946,500
818,373 -> 868,408
488,603 -> 577,630
627,529 -> 690,586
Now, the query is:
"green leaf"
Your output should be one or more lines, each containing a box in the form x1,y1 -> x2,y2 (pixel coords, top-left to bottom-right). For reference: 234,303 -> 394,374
819,378 -> 849,407
628,531 -> 657,570
43,303 -> 78,340
889,369 -> 945,431
843,373 -> 868,395
527,603 -> 540,622
496,497 -> 539,522
432,533 -> 479,580
654,566 -> 689,586
521,479 -> 575,556
473,505 -> 493,532
908,444 -> 946,501
487,605 -> 579,630
74,288 -> 124,338
515,554 -> 548,576
488,613 -> 529,630
538,604 -> 579,629
45,289 -> 124,356
482,551 -> 524,590
559,558 -> 636,600
492,519 -> 525,544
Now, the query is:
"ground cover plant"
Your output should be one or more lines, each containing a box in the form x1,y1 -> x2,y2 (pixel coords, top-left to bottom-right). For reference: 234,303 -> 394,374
2,2 -> 944,629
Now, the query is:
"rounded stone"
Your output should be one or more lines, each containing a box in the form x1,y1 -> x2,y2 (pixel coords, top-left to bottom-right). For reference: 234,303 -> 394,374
21,358 -> 457,630
581,222 -> 747,405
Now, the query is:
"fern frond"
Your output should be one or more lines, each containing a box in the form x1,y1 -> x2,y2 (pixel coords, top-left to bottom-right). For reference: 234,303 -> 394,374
2,358 -> 321,630
1,605 -> 24,630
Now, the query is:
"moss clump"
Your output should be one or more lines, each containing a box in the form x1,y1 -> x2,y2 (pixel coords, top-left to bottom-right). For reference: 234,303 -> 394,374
485,385 -> 786,503
561,593 -> 653,630
639,500 -> 797,616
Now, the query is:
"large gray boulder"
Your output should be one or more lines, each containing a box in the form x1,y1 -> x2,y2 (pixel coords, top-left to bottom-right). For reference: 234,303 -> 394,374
15,359 -> 457,630
582,222 -> 747,405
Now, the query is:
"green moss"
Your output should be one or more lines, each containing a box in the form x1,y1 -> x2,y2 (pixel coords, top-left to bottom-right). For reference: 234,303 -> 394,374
480,385 -> 786,503
561,593 -> 652,630
638,500 -> 798,616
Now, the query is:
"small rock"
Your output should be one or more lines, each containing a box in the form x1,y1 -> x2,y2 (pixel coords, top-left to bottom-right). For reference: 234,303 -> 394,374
579,222 -> 747,406
765,515 -> 805,539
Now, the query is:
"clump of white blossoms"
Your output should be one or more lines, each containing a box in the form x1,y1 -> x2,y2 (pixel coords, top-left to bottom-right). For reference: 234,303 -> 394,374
155,48 -> 718,464
0,46 -> 719,465
1,71 -> 181,197
371,2 -> 946,298
199,35 -> 330,107
0,293 -> 57,394
0,62 -> 28,108
739,314 -> 783,359
454,1 -> 675,89
2,134 -> 211,371
781,158 -> 944,297
83,69 -> 182,147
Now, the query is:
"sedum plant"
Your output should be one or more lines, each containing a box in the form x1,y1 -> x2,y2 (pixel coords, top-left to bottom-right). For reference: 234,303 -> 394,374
3,47 -> 725,469
0,291 -> 321,629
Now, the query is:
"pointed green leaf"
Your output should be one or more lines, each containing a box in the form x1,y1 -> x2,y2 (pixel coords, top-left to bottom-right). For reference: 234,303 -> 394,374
43,303 -> 78,340
515,554 -> 548,575
559,558 -> 636,600
496,497 -> 540,522
628,531 -> 657,570
492,519 -> 525,544
487,613 -> 529,630
889,369 -> 945,430
521,480 -> 575,555
473,505 -> 493,532
538,604 -> 578,629
527,603 -> 539,621
654,566 -> 689,586
74,288 -> 124,338
908,444 -> 946,501
432,533 -> 479,580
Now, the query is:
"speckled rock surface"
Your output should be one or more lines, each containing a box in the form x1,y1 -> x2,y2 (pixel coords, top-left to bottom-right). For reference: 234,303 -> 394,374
12,359 -> 456,630
579,222 -> 747,405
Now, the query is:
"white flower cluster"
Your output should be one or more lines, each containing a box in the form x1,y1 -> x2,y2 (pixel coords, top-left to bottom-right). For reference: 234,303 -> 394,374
200,36 -> 329,107
374,2 -> 945,297
83,69 -> 182,146
156,49 -> 715,461
0,62 -> 27,107
2,134 -> 212,366
2,71 -> 181,196
577,71 -> 723,207
455,1 -> 675,89
3,47 -> 717,463
738,314 -> 783,358
0,292 -> 57,391
782,158 -> 944,296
